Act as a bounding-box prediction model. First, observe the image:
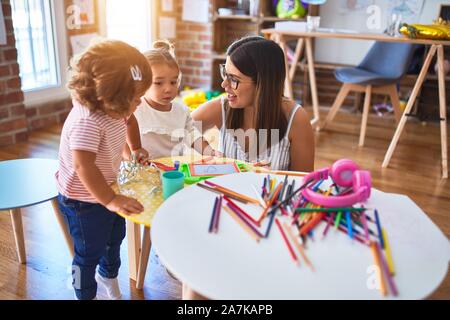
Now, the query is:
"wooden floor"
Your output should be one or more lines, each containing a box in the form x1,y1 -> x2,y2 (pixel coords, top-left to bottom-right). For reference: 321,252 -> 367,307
0,107 -> 448,299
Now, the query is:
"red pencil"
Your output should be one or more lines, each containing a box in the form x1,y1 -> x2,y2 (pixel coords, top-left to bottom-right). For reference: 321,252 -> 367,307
275,218 -> 299,266
223,196 -> 259,225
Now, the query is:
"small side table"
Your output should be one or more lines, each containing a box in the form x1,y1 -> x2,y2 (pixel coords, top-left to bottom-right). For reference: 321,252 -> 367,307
0,158 -> 74,263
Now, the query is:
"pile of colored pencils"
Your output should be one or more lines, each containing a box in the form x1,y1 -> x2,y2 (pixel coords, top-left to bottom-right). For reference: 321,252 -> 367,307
203,175 -> 398,297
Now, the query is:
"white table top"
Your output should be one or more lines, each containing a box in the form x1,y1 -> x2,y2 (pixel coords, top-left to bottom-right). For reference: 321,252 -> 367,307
0,158 -> 59,210
151,172 -> 450,300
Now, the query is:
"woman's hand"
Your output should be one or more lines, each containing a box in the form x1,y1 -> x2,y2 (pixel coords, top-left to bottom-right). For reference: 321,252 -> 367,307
105,195 -> 144,215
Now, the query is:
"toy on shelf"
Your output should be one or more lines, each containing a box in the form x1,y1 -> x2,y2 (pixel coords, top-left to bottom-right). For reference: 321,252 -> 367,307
275,0 -> 307,19
181,87 -> 223,112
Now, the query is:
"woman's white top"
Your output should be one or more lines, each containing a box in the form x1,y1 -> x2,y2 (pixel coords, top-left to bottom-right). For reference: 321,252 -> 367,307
134,98 -> 202,159
218,96 -> 301,170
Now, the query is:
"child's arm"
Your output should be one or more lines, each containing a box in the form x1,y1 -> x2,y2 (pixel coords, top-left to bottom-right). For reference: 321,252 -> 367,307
73,150 -> 144,215
126,114 -> 149,163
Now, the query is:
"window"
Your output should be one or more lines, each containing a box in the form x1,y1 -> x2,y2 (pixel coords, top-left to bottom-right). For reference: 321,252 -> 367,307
11,0 -> 69,104
105,0 -> 153,52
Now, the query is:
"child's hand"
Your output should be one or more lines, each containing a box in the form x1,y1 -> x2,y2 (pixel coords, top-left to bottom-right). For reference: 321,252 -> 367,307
203,145 -> 223,158
106,195 -> 144,215
131,148 -> 149,165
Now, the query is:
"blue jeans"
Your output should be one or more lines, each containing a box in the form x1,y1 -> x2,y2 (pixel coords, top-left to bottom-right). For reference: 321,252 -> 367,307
57,194 -> 126,300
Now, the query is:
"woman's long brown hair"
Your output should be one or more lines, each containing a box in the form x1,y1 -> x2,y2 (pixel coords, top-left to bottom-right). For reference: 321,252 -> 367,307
225,36 -> 287,146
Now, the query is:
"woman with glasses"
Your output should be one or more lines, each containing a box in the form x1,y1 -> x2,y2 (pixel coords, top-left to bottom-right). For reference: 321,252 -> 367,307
192,36 -> 314,172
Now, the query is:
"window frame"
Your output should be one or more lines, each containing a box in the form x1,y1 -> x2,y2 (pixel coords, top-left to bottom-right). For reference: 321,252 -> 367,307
19,0 -> 70,107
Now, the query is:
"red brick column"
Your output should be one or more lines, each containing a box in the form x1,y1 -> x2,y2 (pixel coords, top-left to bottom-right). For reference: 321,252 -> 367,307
0,0 -> 27,146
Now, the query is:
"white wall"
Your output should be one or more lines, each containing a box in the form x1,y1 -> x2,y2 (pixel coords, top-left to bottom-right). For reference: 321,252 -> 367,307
315,0 -> 444,65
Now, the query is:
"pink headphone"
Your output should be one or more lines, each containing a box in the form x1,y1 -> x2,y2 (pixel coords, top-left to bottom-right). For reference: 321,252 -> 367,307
301,159 -> 371,207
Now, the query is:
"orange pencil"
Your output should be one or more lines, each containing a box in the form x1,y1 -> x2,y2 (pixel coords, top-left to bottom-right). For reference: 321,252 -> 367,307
257,183 -> 283,223
283,221 -> 315,272
204,181 -> 261,205
299,212 -> 325,236
370,241 -> 387,296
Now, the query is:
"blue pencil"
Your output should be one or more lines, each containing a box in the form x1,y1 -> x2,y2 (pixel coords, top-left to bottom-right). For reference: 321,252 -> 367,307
265,210 -> 277,238
208,197 -> 219,233
346,211 -> 353,240
374,209 -> 385,249
213,196 -> 222,233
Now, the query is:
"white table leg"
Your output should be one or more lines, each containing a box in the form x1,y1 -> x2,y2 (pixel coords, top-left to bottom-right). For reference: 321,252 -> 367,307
10,208 -> 26,264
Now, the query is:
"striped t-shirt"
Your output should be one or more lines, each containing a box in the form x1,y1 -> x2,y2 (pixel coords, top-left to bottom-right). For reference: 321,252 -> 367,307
56,99 -> 127,203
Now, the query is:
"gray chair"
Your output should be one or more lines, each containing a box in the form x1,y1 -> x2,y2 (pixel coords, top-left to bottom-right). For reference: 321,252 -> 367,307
320,41 -> 415,146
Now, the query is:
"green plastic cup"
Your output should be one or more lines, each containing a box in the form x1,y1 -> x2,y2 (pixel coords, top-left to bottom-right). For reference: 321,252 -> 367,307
161,171 -> 185,200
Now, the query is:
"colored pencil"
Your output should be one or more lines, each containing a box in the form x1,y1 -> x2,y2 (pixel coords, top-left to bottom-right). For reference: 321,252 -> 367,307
283,221 -> 316,272
375,241 -> 398,296
257,183 -> 283,223
223,205 -> 260,242
224,203 -> 265,238
204,180 -> 261,205
336,225 -> 368,246
264,209 -> 277,238
370,241 -> 387,296
197,183 -> 249,204
223,196 -> 260,226
279,175 -> 289,201
322,213 -> 334,237
208,197 -> 218,233
253,167 -> 308,177
251,185 -> 268,208
346,211 -> 353,240
275,218 -> 299,266
299,212 -> 325,236
334,211 -> 343,229
213,196 -> 222,233
382,228 -> 395,275
360,208 -> 370,243
374,210 -> 385,249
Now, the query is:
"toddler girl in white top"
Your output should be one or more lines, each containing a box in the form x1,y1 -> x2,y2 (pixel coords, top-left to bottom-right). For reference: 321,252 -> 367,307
129,40 -> 219,160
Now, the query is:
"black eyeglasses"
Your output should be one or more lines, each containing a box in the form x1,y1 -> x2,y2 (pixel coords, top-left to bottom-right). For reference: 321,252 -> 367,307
219,64 -> 252,90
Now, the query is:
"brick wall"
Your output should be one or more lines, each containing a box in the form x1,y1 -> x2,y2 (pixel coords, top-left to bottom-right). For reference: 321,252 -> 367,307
0,0 -> 27,146
157,0 -> 213,89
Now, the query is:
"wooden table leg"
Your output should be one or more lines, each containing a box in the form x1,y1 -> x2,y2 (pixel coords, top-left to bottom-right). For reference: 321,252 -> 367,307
437,45 -> 448,179
359,85 -> 372,147
10,208 -> 26,264
136,226 -> 151,290
382,45 -> 437,169
50,198 -> 74,258
305,38 -> 320,126
127,220 -> 141,282
277,35 -> 294,99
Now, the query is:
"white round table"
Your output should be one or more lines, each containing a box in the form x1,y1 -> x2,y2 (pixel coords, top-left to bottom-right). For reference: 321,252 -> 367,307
151,172 -> 449,299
